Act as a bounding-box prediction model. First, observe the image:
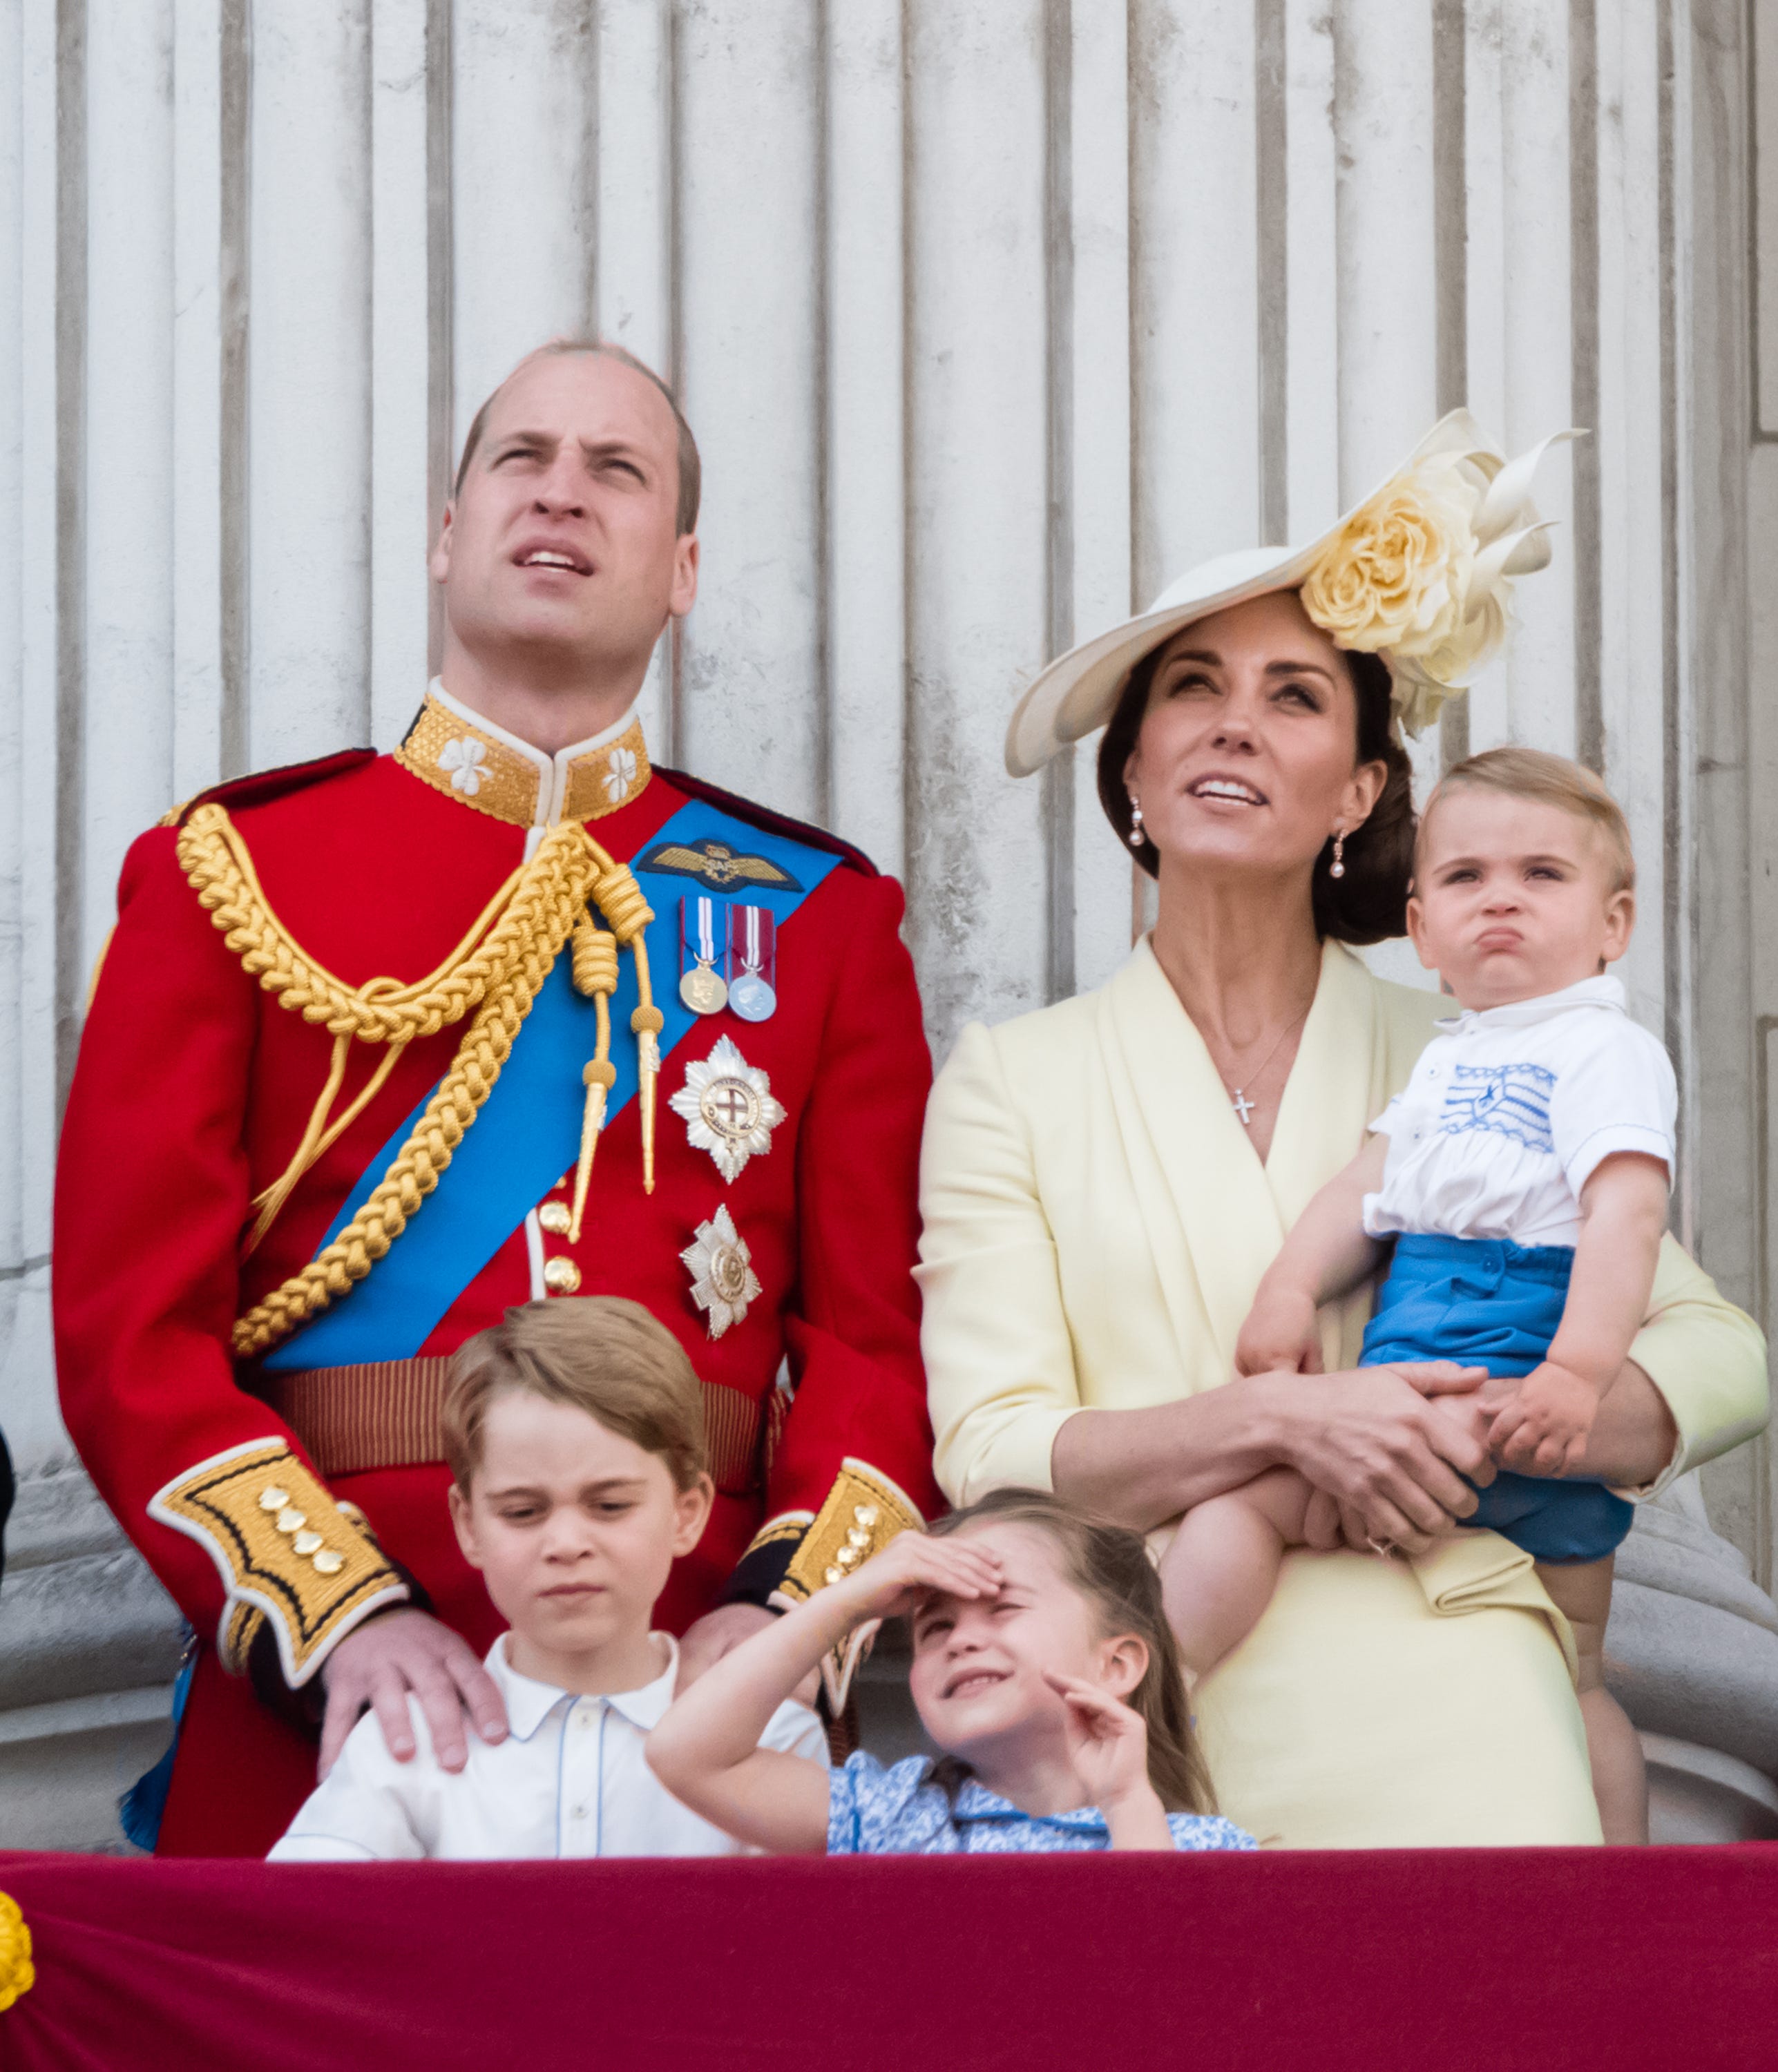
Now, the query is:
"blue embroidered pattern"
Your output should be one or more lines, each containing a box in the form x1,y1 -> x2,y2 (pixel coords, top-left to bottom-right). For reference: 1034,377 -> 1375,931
825,1753 -> 1256,1856
1438,1062 -> 1556,1151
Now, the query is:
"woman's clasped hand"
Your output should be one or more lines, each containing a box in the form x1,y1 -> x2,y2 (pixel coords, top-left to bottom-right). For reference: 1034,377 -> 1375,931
1260,1358 -> 1495,1558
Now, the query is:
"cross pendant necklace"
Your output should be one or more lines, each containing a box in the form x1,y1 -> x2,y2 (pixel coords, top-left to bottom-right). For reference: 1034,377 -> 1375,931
1223,1004 -> 1312,1129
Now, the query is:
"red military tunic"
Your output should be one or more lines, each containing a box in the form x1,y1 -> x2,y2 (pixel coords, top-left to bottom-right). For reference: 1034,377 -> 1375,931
54,686 -> 940,1855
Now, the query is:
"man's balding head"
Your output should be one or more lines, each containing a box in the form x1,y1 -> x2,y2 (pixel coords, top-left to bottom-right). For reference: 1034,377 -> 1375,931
430,345 -> 700,723
454,340 -> 700,537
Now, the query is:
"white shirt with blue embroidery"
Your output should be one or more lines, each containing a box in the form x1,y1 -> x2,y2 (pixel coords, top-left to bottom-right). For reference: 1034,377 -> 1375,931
1361,975 -> 1676,1249
825,1752 -> 1256,1854
267,1632 -> 826,1861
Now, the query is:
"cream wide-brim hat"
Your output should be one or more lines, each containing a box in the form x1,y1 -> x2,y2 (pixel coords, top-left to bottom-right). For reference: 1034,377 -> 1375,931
1004,408 -> 1574,779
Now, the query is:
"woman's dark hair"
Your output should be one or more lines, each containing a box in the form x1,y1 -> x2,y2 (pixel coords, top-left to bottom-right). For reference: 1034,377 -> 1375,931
1094,624 -> 1415,944
919,1487 -> 1214,1817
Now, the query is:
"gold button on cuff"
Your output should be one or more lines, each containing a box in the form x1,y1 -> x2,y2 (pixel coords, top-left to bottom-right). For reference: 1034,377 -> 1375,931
312,1549 -> 345,1576
537,1202 -> 572,1236
275,1507 -> 307,1535
259,1487 -> 291,1513
543,1256 -> 582,1294
291,1530 -> 324,1556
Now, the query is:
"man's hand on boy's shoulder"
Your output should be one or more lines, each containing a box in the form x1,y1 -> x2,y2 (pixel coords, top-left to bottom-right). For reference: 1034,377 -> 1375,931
320,1608 -> 509,1779
676,1603 -> 821,1707
674,1603 -> 776,1694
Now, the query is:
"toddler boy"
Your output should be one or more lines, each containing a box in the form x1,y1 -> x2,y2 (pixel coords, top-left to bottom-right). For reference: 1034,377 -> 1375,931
269,1296 -> 825,1859
1161,748 -> 1675,1843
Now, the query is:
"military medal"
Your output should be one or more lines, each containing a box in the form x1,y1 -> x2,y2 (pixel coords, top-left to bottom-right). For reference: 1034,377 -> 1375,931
727,905 -> 778,1023
669,1035 -> 785,1182
680,1204 -> 761,1338
678,895 -> 728,1015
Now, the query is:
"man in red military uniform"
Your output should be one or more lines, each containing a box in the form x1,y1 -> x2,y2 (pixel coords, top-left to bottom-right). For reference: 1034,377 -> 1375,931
53,341 -> 941,1855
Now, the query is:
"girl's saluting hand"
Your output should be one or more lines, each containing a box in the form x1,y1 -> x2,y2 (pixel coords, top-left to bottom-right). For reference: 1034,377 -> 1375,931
832,1528 -> 1005,1624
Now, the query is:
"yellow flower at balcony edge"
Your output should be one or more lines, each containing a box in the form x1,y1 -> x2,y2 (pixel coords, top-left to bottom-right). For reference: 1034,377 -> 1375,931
0,1890 -> 35,2012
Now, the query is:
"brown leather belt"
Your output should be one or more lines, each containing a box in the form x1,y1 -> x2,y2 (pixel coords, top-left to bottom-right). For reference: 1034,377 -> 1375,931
250,1359 -> 769,1495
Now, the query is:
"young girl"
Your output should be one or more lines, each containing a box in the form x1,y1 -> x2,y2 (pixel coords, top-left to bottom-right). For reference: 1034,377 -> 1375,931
646,1488 -> 1255,1855
1158,747 -> 1674,1844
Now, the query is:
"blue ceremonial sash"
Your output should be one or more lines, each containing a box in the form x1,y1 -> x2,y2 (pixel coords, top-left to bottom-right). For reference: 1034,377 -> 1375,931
262,799 -> 840,1370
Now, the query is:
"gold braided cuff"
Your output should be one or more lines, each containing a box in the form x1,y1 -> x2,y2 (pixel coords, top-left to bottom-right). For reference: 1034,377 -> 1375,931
776,1459 -> 922,1606
149,1439 -> 409,1688
743,1511 -> 810,1568
762,1465 -> 921,1716
221,1600 -> 267,1673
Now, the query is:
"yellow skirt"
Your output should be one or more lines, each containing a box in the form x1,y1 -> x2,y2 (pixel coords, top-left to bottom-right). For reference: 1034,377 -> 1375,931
1190,1534 -> 1600,1849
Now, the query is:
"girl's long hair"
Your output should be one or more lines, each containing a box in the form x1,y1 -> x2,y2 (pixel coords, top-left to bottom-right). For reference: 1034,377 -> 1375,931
922,1488 -> 1215,1816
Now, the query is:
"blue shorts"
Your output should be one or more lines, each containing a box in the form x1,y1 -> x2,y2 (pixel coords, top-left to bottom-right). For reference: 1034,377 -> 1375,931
1358,1233 -> 1634,1564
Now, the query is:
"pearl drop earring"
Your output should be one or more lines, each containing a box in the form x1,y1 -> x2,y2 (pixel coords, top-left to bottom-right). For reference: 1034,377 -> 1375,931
1127,796 -> 1146,850
1329,830 -> 1346,879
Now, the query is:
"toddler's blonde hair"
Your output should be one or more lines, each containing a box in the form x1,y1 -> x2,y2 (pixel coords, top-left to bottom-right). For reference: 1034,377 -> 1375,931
1416,745 -> 1634,893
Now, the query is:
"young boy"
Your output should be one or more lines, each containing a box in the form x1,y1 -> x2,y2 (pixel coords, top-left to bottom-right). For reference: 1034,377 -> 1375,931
268,1296 -> 825,1859
1160,747 -> 1675,1845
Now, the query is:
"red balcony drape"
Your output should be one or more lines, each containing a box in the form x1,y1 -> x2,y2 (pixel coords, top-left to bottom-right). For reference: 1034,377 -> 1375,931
1,1844 -> 1775,2070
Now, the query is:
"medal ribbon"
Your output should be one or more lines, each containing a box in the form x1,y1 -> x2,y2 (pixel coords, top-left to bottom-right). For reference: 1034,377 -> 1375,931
262,798 -> 843,1370
695,896 -> 718,969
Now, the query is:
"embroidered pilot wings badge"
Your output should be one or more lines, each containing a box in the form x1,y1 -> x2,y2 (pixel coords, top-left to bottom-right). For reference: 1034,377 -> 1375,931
637,836 -> 803,893
670,1036 -> 787,1182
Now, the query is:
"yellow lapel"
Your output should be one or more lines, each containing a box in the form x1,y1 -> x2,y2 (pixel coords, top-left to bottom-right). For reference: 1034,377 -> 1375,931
1265,940 -> 1388,1229
1099,940 -> 1285,1375
1098,937 -> 1408,1379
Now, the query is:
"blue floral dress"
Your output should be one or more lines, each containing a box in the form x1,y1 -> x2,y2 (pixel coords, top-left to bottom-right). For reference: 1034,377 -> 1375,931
826,1753 -> 1256,1855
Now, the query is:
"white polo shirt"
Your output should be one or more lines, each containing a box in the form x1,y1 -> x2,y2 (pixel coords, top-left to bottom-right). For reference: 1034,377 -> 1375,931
1361,975 -> 1675,1249
267,1632 -> 826,1862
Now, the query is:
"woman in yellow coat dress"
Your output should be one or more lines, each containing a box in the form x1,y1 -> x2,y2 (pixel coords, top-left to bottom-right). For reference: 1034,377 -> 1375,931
917,415 -> 1768,1848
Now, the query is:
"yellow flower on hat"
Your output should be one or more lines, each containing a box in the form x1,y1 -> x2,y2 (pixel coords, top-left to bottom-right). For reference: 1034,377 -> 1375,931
1301,454 -> 1475,660
0,1890 -> 35,2013
1301,426 -> 1570,736
1001,409 -> 1575,772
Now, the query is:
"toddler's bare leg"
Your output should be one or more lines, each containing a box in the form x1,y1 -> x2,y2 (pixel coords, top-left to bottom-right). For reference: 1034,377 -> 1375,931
1160,1468 -> 1315,1678
1536,1555 -> 1647,1845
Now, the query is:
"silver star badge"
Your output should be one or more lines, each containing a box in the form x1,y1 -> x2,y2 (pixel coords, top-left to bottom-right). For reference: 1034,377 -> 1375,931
680,1204 -> 763,1339
669,1035 -> 787,1184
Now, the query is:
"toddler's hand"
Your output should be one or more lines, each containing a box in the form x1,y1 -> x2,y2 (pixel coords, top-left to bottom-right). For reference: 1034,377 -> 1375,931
1487,1360 -> 1598,1476
1043,1669 -> 1154,1814
834,1528 -> 1004,1625
1234,1285 -> 1323,1376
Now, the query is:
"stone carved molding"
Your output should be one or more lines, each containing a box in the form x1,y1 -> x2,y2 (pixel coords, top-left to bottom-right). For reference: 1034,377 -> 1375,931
0,1464 -> 183,1852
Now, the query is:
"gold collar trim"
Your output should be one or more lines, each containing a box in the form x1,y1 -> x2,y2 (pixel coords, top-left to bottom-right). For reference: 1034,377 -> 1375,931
395,682 -> 652,828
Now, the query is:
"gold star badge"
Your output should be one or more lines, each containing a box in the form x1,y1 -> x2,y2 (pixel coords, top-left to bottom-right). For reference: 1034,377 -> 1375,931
680,1205 -> 763,1339
669,1035 -> 787,1183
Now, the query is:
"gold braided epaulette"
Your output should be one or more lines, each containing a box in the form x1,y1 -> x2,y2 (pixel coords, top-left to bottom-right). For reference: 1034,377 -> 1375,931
177,803 -> 660,1359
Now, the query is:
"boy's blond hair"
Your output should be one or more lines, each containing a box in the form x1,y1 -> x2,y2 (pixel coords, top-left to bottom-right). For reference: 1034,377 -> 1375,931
1417,745 -> 1635,893
442,1297 -> 707,1493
